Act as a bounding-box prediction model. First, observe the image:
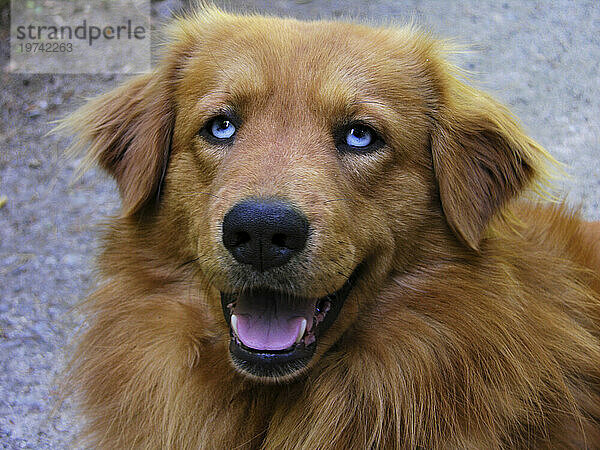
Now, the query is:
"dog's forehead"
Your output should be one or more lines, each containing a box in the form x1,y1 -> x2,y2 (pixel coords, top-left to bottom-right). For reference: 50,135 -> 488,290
172,16 -> 435,119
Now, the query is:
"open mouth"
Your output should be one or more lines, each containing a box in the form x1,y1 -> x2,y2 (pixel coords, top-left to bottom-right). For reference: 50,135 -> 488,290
221,264 -> 362,379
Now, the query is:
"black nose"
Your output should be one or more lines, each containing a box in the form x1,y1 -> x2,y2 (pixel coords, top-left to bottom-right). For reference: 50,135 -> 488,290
222,199 -> 309,272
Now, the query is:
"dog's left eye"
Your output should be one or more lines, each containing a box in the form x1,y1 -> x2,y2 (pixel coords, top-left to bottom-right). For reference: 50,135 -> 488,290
346,126 -> 372,147
336,123 -> 383,153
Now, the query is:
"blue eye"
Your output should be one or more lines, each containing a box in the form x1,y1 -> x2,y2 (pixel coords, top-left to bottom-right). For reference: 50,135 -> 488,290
210,117 -> 236,140
345,126 -> 373,148
336,123 -> 383,154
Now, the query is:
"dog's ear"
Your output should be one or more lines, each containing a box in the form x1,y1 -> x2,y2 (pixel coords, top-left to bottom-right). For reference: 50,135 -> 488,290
430,83 -> 547,250
63,72 -> 174,216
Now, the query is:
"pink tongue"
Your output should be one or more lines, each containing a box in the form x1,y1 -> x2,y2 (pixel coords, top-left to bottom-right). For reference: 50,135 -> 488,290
235,315 -> 305,351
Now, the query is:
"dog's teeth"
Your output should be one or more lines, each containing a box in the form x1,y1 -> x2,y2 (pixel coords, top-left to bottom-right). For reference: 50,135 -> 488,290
296,318 -> 307,344
230,314 -> 239,338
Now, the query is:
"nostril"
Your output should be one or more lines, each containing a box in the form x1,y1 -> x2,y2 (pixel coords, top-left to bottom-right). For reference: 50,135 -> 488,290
271,233 -> 287,248
234,231 -> 251,247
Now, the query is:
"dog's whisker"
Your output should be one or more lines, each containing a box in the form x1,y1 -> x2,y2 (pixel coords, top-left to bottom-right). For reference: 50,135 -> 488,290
323,198 -> 352,203
354,99 -> 389,108
177,257 -> 201,270
177,192 -> 224,199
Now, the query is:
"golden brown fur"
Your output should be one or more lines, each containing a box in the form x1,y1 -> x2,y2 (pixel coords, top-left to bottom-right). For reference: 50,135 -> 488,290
61,7 -> 600,448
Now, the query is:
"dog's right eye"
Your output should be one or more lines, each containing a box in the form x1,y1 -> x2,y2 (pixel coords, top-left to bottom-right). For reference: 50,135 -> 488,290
200,116 -> 237,143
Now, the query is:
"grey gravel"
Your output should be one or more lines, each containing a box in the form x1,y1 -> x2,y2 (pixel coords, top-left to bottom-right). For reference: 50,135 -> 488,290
1,0 -> 599,448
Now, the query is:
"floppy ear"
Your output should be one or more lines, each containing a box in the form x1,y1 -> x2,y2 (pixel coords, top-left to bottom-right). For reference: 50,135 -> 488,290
430,84 -> 546,250
63,72 -> 174,216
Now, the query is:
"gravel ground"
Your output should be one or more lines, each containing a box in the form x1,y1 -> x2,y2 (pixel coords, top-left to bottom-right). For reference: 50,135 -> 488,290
1,1 -> 599,448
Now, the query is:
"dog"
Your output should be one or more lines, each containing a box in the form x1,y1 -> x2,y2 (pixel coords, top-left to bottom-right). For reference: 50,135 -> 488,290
62,6 -> 600,448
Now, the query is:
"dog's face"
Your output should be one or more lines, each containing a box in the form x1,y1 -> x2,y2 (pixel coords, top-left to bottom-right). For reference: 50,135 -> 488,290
167,14 -> 440,380
68,9 -> 544,381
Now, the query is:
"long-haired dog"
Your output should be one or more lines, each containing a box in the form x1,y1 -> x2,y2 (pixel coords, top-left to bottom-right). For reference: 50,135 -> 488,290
62,7 -> 600,448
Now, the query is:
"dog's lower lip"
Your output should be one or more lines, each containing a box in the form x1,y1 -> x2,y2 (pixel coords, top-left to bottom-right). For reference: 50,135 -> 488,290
220,263 -> 363,378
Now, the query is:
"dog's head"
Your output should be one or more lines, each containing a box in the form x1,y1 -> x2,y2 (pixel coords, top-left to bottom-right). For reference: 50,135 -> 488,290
65,8 -> 551,381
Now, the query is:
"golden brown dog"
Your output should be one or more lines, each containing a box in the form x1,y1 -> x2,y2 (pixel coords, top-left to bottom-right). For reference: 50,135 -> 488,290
63,7 -> 600,448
